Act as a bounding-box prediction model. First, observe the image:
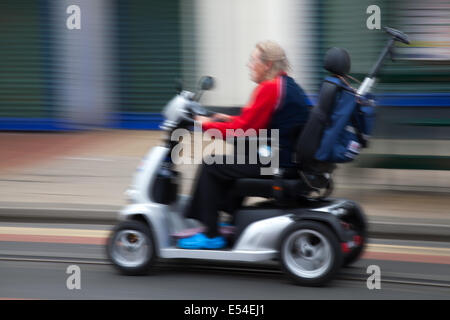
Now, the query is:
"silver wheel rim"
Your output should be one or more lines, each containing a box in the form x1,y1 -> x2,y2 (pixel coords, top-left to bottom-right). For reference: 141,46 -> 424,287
283,229 -> 333,279
110,229 -> 151,268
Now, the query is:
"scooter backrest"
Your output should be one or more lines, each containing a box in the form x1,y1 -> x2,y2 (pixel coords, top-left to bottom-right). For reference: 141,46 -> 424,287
294,81 -> 340,169
293,47 -> 351,170
324,47 -> 351,76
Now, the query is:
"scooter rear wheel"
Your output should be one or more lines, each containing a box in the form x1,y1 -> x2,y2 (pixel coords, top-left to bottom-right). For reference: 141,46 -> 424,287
107,220 -> 156,275
279,221 -> 343,286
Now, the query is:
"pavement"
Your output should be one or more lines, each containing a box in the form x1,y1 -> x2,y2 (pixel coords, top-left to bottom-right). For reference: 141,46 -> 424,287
0,130 -> 449,241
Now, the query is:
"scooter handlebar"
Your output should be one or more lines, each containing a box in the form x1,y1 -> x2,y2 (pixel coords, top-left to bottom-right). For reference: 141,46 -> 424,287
384,26 -> 410,45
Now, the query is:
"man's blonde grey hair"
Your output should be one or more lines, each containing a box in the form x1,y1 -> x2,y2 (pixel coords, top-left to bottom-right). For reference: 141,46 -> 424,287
256,40 -> 291,80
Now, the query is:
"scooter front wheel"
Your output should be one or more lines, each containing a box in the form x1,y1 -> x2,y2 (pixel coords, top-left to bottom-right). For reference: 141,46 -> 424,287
107,220 -> 156,275
279,221 -> 343,286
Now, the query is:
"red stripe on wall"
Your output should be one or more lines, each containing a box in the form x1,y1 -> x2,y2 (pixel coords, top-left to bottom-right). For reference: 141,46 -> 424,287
362,251 -> 450,265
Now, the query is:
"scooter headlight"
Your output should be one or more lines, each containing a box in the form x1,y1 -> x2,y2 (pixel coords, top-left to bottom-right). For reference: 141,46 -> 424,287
125,189 -> 139,204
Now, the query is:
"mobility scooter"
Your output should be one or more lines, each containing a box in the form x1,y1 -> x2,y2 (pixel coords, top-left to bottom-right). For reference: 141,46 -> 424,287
107,27 -> 409,286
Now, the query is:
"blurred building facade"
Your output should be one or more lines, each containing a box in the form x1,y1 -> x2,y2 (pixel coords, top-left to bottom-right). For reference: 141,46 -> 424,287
0,0 -> 449,139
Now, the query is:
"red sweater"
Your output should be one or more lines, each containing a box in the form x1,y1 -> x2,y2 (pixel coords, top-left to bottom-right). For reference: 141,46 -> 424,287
202,75 -> 284,137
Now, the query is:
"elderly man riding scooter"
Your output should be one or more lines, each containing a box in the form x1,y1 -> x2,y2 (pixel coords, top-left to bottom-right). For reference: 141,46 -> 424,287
178,41 -> 312,249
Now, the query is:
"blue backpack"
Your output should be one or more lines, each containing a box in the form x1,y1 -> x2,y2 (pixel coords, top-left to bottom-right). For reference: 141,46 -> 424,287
314,76 -> 376,163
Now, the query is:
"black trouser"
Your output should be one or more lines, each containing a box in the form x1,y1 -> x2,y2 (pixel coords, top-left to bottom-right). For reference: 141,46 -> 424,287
184,157 -> 266,238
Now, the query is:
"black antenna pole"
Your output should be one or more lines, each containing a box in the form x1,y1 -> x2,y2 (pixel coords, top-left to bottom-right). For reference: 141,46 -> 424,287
368,37 -> 395,78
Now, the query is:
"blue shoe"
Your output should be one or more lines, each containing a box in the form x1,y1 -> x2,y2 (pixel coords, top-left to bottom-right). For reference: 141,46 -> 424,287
218,222 -> 233,227
203,234 -> 227,249
177,233 -> 226,249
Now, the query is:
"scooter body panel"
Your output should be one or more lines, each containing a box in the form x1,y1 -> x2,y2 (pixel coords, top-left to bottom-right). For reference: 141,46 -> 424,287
127,146 -> 170,204
232,215 -> 293,252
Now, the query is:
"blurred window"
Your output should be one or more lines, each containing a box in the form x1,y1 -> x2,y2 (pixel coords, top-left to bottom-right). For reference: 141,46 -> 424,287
0,1 -> 49,118
115,0 -> 182,113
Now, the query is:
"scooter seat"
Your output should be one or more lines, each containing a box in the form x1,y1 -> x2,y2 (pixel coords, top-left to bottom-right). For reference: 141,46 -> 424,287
232,168 -> 331,201
233,178 -> 274,198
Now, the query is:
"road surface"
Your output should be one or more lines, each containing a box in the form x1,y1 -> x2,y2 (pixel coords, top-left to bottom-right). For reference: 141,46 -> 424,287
0,222 -> 449,300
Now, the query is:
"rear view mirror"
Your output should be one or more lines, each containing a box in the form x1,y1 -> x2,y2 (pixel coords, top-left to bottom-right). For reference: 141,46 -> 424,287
199,76 -> 215,91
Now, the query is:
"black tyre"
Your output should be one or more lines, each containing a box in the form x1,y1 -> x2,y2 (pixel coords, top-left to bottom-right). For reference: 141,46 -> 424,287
106,220 -> 156,276
279,221 -> 343,286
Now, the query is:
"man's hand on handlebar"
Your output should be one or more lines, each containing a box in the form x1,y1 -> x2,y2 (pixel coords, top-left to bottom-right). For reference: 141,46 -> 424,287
194,115 -> 211,123
210,113 -> 232,122
194,113 -> 232,124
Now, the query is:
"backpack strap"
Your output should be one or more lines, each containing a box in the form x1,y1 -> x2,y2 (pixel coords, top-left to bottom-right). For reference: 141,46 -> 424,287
324,75 -> 358,93
324,76 -> 344,87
